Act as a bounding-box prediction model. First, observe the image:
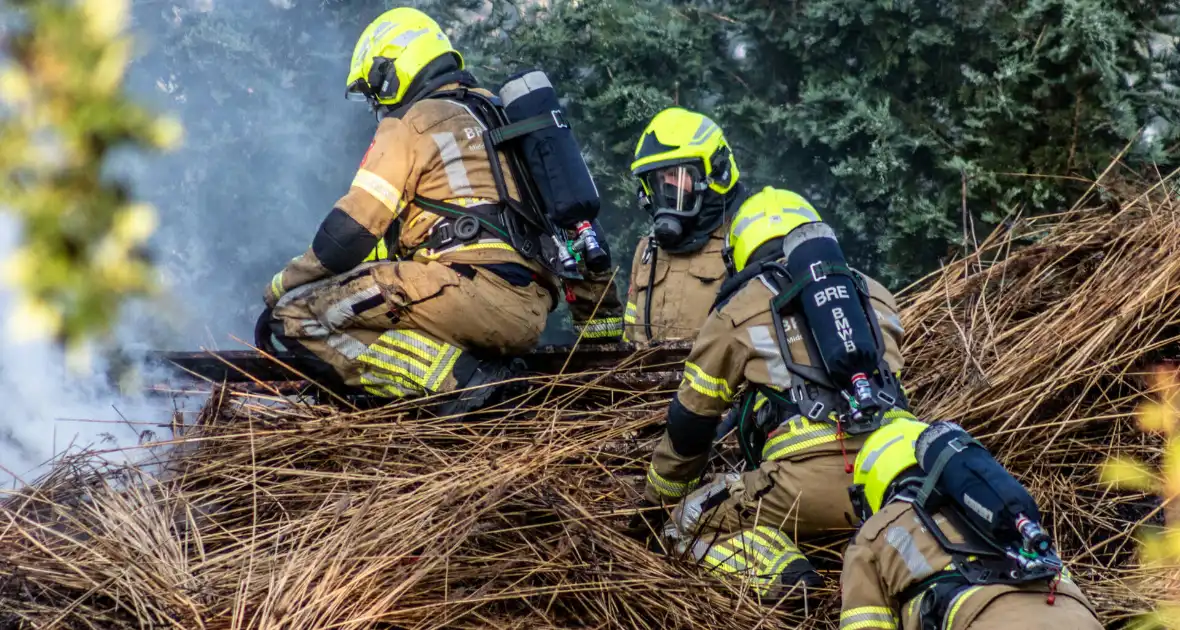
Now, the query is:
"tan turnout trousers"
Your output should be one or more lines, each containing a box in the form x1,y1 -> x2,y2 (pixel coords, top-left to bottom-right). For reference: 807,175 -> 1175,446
644,268 -> 907,599
273,260 -> 549,397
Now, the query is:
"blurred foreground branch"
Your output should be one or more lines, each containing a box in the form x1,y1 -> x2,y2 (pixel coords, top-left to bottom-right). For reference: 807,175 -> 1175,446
0,0 -> 182,351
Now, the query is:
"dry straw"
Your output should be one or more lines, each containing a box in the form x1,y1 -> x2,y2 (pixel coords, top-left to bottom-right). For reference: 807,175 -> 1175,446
2,170 -> 1178,628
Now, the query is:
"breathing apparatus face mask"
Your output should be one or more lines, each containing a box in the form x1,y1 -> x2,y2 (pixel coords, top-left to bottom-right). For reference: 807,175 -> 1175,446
641,163 -> 709,249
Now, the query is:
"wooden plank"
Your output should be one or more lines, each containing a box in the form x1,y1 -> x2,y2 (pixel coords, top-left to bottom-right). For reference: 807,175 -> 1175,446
144,341 -> 694,384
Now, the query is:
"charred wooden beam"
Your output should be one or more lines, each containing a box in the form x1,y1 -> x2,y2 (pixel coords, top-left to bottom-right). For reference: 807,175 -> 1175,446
144,341 -> 694,385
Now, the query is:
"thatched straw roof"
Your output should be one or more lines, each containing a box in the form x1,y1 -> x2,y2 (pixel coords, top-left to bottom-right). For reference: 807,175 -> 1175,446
2,177 -> 1177,628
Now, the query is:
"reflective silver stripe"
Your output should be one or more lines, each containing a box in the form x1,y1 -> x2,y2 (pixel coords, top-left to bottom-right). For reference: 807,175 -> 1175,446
327,333 -> 369,361
426,344 -> 461,391
859,435 -> 905,473
839,607 -> 897,629
704,541 -> 747,572
646,464 -> 697,498
885,526 -> 934,580
380,330 -> 439,363
576,318 -> 623,338
431,132 -> 474,196
358,371 -> 413,397
324,285 -> 382,330
683,362 -> 733,402
391,27 -> 430,48
689,117 -> 719,146
747,325 -> 791,387
875,308 -> 905,336
500,70 -> 552,107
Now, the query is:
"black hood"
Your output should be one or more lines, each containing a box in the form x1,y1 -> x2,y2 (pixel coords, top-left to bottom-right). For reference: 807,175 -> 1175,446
377,55 -> 475,120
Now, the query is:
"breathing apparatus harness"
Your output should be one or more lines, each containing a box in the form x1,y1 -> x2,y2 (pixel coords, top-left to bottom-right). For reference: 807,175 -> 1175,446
851,423 -> 1065,629
711,249 -> 908,471
377,68 -> 609,309
636,182 -> 747,341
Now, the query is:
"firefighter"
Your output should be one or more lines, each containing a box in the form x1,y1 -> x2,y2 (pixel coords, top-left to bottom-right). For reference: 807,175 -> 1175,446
263,8 -> 622,413
841,418 -> 1102,630
631,186 -> 910,603
623,107 -> 750,343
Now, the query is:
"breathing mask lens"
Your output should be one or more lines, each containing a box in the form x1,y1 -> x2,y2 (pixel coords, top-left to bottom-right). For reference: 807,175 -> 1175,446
642,164 -> 706,219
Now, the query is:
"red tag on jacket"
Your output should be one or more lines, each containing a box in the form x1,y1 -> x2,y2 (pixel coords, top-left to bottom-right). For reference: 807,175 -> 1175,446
359,137 -> 377,168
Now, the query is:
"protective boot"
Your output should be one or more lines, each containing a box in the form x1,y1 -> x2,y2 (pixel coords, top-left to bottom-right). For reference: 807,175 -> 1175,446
432,354 -> 523,418
762,556 -> 824,609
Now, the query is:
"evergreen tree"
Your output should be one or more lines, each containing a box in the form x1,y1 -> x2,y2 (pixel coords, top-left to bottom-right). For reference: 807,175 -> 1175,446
466,0 -> 1180,284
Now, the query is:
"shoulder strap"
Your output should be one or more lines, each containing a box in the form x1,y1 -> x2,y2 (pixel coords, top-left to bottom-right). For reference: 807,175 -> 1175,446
487,109 -> 570,146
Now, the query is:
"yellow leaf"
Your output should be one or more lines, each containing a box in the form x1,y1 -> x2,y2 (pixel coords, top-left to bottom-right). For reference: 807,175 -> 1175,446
0,66 -> 32,106
0,247 -> 36,287
5,297 -> 61,343
1163,438 -> 1180,497
81,0 -> 130,41
1101,456 -> 1158,492
1138,400 -> 1177,434
149,117 -> 185,150
112,203 -> 159,244
91,38 -> 131,95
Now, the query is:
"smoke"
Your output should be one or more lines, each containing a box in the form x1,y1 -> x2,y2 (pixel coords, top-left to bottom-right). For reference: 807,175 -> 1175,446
0,1 -> 378,486
0,1 -> 594,485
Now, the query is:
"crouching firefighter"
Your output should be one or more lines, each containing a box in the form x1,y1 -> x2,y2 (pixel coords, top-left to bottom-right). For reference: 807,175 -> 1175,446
623,107 -> 750,343
631,186 -> 910,603
842,418 -> 1102,630
262,8 -> 622,412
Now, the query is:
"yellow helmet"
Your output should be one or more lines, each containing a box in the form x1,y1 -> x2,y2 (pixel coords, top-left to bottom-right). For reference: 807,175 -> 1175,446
630,107 -> 739,220
850,418 -> 929,520
345,8 -> 464,108
722,186 -> 822,274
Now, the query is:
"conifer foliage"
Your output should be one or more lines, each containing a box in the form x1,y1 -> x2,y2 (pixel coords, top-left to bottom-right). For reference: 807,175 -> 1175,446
462,0 -> 1180,282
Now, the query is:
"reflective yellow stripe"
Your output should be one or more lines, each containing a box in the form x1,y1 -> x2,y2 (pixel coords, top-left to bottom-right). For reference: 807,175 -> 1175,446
840,606 -> 897,630
906,592 -> 922,620
352,169 -> 403,216
624,301 -> 638,324
270,271 -> 284,299
418,240 -> 517,260
762,421 -> 840,461
443,196 -> 497,207
943,586 -> 983,630
841,606 -> 894,619
646,464 -> 697,498
576,317 -> 623,339
357,330 -> 461,395
683,362 -> 733,403
364,238 -> 390,262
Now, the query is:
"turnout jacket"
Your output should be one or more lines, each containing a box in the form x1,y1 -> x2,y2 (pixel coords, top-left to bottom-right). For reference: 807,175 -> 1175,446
623,225 -> 729,343
840,501 -> 1098,630
644,269 -> 904,503
267,83 -> 621,329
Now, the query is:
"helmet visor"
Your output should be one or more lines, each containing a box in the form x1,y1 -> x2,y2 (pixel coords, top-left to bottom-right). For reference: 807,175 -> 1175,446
345,78 -> 372,102
642,164 -> 706,218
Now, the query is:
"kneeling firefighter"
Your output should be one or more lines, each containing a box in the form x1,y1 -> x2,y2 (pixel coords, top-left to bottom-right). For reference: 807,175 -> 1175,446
623,107 -> 750,343
262,8 -> 623,411
632,186 -> 910,603
842,419 -> 1102,630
